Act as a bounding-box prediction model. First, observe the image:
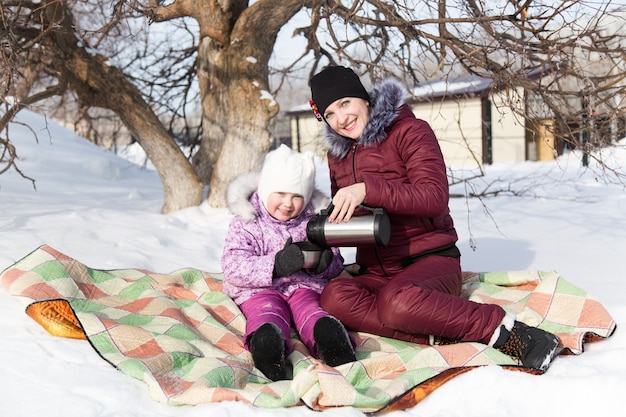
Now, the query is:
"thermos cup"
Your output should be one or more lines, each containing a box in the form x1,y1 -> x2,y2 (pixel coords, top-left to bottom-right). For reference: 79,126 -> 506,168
306,204 -> 391,247
293,241 -> 325,269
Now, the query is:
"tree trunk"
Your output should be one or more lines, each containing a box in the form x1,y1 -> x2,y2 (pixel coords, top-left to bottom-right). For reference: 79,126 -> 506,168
195,39 -> 278,208
193,0 -> 303,208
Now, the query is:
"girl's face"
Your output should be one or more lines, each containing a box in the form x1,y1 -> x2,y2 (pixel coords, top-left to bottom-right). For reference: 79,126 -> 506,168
266,192 -> 305,221
323,97 -> 369,140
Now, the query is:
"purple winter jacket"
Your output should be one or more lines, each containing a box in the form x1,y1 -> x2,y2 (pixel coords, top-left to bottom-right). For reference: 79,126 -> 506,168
220,172 -> 345,305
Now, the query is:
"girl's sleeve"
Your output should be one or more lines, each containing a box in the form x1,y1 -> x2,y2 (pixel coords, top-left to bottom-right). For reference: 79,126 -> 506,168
220,218 -> 275,289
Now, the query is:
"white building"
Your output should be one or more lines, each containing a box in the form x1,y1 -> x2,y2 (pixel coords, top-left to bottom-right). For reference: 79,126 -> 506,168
287,72 -> 559,169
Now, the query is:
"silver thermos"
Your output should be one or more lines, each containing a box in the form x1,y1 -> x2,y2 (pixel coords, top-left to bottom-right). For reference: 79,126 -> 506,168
306,204 -> 391,247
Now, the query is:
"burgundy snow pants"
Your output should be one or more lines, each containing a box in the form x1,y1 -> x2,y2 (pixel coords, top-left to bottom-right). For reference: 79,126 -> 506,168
240,288 -> 330,358
320,255 -> 506,344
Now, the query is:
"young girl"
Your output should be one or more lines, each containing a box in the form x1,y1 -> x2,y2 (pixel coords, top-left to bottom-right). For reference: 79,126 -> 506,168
220,144 -> 356,381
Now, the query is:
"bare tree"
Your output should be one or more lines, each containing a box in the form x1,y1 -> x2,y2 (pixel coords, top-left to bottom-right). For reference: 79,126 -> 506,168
1,0 -> 203,213
2,1 -> 625,213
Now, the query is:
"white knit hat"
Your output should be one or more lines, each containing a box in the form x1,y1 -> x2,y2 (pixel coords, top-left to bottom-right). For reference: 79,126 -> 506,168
257,144 -> 316,210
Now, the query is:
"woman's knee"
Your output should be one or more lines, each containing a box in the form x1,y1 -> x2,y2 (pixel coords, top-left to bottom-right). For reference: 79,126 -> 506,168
320,276 -> 382,319
376,283 -> 425,327
320,278 -> 351,314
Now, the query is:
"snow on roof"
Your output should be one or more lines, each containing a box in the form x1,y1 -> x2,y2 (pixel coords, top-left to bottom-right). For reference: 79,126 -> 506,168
287,75 -> 508,114
287,65 -> 557,114
287,74 -> 494,114
411,75 -> 493,100
289,102 -> 313,113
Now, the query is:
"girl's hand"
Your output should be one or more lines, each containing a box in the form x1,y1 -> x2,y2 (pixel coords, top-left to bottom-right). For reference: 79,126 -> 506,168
329,183 -> 366,223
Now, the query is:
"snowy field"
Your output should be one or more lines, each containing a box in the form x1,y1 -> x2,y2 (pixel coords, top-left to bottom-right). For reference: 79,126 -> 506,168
1,109 -> 625,416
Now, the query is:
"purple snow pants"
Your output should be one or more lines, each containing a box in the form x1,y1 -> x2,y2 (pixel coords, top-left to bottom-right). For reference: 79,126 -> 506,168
239,288 -> 330,358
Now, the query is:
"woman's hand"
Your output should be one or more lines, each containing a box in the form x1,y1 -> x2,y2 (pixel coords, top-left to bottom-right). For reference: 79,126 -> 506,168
329,182 -> 366,223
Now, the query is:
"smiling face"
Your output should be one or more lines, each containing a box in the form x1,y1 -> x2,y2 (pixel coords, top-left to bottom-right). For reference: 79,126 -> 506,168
323,97 -> 370,140
265,192 -> 305,221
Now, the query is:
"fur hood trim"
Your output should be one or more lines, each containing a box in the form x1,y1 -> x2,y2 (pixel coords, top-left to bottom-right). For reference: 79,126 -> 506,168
325,77 -> 409,159
226,171 -> 329,221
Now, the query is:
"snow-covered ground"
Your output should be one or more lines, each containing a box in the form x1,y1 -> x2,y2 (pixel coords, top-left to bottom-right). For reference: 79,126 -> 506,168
1,109 -> 624,416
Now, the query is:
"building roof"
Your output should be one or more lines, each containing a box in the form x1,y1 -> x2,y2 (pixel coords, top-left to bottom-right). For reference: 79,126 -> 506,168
286,75 -> 492,115
287,66 -> 554,115
410,75 -> 493,102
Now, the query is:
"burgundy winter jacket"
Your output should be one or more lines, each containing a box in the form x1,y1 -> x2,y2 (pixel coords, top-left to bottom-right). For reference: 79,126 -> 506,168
325,78 -> 458,277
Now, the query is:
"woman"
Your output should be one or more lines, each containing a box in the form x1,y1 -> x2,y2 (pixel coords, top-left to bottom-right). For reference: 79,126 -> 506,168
309,65 -> 559,371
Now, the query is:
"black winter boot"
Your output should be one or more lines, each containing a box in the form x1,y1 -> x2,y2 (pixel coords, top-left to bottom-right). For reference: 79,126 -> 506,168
249,323 -> 288,381
313,316 -> 356,367
493,320 -> 560,372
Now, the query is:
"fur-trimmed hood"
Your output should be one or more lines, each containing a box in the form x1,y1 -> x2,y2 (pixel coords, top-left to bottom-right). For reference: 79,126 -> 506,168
325,77 -> 409,159
226,171 -> 330,221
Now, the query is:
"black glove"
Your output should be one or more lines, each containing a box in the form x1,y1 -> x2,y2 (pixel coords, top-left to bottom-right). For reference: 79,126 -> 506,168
273,238 -> 304,278
314,248 -> 333,274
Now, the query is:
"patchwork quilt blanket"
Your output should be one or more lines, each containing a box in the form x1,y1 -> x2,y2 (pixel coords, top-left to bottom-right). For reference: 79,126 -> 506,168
1,245 -> 616,413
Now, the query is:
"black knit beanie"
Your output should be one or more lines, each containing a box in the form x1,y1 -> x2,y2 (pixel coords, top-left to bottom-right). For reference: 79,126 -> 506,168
309,66 -> 370,121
